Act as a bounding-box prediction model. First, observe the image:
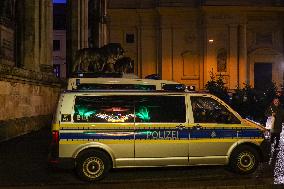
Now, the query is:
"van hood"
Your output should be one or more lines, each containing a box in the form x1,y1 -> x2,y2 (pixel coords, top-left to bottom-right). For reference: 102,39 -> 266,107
242,118 -> 266,131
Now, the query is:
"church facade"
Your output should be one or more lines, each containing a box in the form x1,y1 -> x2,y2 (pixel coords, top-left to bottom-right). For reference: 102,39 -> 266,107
106,0 -> 284,90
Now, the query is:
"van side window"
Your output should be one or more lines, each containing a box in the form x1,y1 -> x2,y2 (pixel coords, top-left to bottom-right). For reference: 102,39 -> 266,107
190,96 -> 240,124
73,96 -> 134,123
135,96 -> 186,123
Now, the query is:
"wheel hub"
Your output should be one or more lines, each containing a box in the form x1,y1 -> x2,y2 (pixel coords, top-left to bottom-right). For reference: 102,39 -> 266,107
83,157 -> 104,178
238,152 -> 255,171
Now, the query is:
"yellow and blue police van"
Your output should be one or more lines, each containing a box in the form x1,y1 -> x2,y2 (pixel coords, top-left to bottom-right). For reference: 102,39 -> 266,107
49,86 -> 270,182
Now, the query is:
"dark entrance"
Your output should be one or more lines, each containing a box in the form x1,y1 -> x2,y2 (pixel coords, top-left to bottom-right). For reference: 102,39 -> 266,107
254,63 -> 272,90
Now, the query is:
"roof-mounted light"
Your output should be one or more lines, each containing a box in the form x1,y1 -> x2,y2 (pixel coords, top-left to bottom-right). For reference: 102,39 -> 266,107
187,85 -> 196,91
162,84 -> 187,92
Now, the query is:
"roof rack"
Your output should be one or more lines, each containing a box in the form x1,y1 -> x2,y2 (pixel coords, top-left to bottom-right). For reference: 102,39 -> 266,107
70,72 -> 123,78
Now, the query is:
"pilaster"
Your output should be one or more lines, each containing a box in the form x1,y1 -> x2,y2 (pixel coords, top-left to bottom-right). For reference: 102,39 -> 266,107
66,0 -> 89,75
238,23 -> 248,87
160,27 -> 173,81
38,0 -> 53,73
229,24 -> 238,89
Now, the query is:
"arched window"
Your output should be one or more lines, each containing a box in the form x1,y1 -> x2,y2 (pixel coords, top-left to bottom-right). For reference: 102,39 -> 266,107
217,48 -> 227,72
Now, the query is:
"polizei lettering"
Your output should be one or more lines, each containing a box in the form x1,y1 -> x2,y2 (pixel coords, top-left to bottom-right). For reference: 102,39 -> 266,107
146,130 -> 179,139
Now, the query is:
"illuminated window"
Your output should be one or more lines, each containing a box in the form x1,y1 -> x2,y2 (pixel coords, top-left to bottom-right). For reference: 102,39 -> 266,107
73,95 -> 186,123
74,96 -> 134,123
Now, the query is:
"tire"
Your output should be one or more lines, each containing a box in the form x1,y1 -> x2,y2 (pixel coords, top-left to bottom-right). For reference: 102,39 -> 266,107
76,150 -> 111,182
229,145 -> 260,174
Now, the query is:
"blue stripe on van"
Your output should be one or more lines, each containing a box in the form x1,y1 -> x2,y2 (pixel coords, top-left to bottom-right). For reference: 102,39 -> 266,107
59,128 -> 263,140
190,128 -> 262,139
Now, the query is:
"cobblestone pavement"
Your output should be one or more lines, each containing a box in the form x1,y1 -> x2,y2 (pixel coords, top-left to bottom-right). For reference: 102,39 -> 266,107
0,127 -> 282,189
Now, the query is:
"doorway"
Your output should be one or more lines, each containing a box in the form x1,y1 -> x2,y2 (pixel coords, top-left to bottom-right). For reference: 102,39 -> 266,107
254,63 -> 272,90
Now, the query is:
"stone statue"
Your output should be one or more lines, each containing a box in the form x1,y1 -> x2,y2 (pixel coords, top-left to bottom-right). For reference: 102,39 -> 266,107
114,57 -> 134,74
72,43 -> 125,73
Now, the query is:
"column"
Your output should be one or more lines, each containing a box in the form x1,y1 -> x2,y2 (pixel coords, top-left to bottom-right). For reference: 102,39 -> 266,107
160,26 -> 173,81
238,23 -> 248,87
22,0 -> 40,71
101,0 -> 107,46
15,0 -> 24,67
17,0 -> 53,72
89,0 -> 107,48
39,0 -> 53,73
66,0 -> 88,76
46,0 -> 53,68
158,12 -> 173,81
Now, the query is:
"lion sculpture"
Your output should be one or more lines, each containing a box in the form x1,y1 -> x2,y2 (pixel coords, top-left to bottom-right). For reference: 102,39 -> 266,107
72,43 -> 125,73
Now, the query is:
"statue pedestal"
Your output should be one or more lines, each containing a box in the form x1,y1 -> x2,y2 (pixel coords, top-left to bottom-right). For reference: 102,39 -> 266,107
0,24 -> 14,66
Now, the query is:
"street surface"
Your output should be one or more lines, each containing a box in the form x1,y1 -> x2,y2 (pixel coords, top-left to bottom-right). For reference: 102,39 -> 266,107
0,127 -> 283,189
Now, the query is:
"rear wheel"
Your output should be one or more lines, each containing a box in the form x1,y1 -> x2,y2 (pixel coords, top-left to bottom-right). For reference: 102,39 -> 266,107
76,150 -> 111,182
229,145 -> 260,174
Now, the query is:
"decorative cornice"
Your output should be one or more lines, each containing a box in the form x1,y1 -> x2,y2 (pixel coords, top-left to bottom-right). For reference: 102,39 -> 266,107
0,64 -> 64,87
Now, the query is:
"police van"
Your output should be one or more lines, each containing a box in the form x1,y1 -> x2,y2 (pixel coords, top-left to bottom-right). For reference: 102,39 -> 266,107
49,87 -> 270,182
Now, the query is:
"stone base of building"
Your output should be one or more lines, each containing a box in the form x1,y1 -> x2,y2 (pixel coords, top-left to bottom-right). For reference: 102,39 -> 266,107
0,64 -> 62,142
0,115 -> 52,142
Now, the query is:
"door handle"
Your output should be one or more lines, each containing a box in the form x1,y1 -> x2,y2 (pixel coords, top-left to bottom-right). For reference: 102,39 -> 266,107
192,124 -> 202,130
176,124 -> 186,129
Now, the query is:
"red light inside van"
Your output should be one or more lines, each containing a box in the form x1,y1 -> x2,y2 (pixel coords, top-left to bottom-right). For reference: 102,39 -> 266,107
52,131 -> 59,144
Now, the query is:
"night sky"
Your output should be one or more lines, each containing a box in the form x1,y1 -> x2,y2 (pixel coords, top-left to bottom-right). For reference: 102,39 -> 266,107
53,0 -> 66,3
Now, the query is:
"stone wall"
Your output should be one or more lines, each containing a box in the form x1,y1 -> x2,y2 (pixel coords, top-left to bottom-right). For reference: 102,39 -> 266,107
0,64 -> 62,142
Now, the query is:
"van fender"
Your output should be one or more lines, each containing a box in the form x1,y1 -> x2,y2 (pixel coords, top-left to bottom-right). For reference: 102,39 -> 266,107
72,142 -> 116,167
226,139 -> 261,164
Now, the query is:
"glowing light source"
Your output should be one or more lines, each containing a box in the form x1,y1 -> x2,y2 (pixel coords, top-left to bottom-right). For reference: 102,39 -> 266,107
136,106 -> 150,122
208,39 -> 214,43
96,113 -> 135,122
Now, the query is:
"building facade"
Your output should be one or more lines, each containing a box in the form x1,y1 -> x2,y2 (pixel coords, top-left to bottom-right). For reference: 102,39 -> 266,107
0,0 -> 61,141
106,0 -> 284,90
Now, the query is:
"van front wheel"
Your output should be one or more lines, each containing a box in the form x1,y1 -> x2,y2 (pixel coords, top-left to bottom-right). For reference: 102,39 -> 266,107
229,145 -> 259,174
76,150 -> 111,182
